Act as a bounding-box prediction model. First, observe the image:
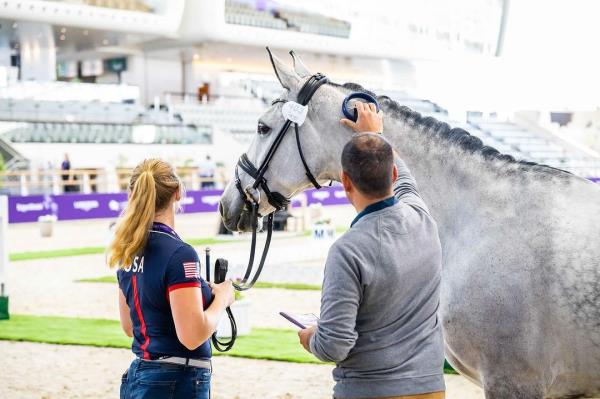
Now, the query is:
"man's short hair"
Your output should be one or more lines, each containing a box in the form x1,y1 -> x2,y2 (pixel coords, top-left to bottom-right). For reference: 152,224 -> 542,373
341,133 -> 394,198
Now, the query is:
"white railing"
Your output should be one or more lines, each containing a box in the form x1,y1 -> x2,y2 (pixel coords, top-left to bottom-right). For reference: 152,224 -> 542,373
0,167 -> 228,196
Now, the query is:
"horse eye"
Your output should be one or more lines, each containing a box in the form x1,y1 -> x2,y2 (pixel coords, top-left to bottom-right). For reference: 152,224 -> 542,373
257,122 -> 271,135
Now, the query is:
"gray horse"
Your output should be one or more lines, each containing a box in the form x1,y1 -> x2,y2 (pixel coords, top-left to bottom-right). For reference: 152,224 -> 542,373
219,50 -> 600,399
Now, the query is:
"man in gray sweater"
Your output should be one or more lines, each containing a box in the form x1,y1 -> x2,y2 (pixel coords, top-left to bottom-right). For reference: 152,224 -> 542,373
298,105 -> 445,399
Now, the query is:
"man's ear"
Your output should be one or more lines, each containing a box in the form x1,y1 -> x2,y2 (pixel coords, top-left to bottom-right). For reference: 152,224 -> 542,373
392,164 -> 398,183
175,187 -> 182,202
267,47 -> 300,90
341,170 -> 352,193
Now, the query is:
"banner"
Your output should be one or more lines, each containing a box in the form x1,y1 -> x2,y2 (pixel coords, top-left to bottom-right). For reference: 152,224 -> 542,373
7,186 -> 348,224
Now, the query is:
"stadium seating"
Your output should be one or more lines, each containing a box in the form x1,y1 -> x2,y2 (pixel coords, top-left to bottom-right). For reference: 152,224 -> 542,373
3,81 -> 599,177
224,0 -> 351,38
0,99 -> 144,124
0,81 -> 140,103
50,0 -> 153,12
468,117 -> 600,174
224,0 -> 287,30
0,121 -> 211,145
171,99 -> 265,145
276,11 -> 351,38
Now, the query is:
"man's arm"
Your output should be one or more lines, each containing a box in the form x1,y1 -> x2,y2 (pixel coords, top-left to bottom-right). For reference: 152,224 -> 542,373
307,244 -> 361,363
393,155 -> 430,214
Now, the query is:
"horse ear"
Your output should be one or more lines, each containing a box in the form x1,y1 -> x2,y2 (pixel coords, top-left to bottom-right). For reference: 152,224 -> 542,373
266,47 -> 299,90
289,50 -> 311,78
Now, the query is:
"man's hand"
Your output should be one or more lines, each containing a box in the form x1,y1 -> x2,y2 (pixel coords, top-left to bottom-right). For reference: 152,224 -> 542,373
340,102 -> 383,133
298,325 -> 316,353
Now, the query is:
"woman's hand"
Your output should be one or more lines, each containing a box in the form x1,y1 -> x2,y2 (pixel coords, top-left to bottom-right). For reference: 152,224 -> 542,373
340,102 -> 383,133
210,280 -> 235,308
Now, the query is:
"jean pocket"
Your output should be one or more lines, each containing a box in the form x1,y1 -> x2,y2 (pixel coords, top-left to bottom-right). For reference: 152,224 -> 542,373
130,380 -> 176,399
193,372 -> 211,399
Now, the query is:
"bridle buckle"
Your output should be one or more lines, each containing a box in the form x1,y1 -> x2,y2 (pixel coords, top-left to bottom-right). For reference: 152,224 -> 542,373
244,185 -> 261,206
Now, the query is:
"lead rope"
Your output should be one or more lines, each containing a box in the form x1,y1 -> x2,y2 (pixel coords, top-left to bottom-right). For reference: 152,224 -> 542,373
234,206 -> 274,291
207,255 -> 237,353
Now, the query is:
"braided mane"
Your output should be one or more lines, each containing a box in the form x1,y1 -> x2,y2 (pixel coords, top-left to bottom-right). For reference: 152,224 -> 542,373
332,82 -> 574,180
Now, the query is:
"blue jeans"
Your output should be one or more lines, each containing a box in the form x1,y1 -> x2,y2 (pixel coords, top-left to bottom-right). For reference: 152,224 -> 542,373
120,358 -> 211,399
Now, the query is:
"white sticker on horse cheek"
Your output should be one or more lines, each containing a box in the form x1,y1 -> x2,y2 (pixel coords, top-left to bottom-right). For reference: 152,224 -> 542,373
282,101 -> 308,126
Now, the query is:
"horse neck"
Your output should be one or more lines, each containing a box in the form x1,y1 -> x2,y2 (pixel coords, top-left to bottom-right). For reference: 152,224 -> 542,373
313,87 -> 508,238
381,115 -> 498,238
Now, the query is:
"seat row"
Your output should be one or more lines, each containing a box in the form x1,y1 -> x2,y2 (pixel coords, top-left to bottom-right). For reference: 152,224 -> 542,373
3,122 -> 212,145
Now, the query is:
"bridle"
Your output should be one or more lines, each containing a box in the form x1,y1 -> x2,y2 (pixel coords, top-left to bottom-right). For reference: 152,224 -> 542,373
233,72 -> 329,291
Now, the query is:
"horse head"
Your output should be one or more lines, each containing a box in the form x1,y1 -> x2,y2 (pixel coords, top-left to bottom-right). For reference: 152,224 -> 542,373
219,49 -> 351,232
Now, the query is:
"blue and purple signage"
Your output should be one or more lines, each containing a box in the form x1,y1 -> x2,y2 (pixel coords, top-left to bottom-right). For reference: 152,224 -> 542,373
7,186 -> 348,224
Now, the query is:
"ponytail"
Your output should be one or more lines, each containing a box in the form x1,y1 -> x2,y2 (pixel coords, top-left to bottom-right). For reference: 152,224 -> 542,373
108,159 -> 180,268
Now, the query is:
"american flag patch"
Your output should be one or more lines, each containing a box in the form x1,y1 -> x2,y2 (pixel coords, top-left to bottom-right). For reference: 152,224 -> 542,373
182,262 -> 200,279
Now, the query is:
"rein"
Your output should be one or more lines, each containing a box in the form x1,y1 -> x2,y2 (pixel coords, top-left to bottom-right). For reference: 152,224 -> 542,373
233,73 -> 329,291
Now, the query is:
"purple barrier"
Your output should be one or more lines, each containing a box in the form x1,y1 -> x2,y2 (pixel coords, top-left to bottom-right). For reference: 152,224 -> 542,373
11,177 -> 600,224
291,185 -> 348,207
7,186 -> 349,224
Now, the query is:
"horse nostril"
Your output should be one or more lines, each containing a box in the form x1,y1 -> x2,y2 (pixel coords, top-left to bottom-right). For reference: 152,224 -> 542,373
218,202 -> 224,217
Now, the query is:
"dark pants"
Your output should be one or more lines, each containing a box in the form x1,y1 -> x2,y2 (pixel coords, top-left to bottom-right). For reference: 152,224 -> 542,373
120,358 -> 211,399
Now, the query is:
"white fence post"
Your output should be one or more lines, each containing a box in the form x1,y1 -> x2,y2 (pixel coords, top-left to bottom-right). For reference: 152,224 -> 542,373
52,172 -> 60,195
82,173 -> 91,194
19,174 -> 28,196
0,195 -> 9,319
191,173 -> 200,191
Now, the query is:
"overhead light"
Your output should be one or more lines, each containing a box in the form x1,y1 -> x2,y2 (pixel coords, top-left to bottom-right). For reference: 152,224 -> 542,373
60,35 -> 66,41
193,53 -> 200,60
12,22 -> 18,29
60,27 -> 67,33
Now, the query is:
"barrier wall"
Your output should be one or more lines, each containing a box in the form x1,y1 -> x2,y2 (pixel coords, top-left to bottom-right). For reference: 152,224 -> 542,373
7,186 -> 349,224
10,177 -> 600,224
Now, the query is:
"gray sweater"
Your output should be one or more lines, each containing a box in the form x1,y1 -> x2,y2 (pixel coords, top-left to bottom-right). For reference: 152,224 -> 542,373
309,157 -> 445,398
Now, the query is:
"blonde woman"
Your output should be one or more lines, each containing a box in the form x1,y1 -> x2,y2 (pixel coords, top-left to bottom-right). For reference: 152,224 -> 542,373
109,159 -> 234,399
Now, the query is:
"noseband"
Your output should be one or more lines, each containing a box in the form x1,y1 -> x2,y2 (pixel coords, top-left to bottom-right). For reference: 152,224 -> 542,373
233,73 -> 329,290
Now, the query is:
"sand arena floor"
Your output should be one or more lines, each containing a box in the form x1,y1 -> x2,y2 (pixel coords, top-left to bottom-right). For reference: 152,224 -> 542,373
2,211 -> 485,399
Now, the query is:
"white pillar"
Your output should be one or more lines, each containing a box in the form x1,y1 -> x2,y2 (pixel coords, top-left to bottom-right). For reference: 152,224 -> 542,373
0,36 -> 11,69
17,22 -> 56,82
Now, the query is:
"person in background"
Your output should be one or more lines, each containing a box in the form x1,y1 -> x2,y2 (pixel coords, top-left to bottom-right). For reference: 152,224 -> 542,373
198,155 -> 216,189
61,154 -> 71,193
298,103 -> 446,399
108,158 -> 235,399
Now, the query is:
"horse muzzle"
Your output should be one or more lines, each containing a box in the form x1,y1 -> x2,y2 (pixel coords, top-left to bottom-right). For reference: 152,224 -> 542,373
219,199 -> 262,233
